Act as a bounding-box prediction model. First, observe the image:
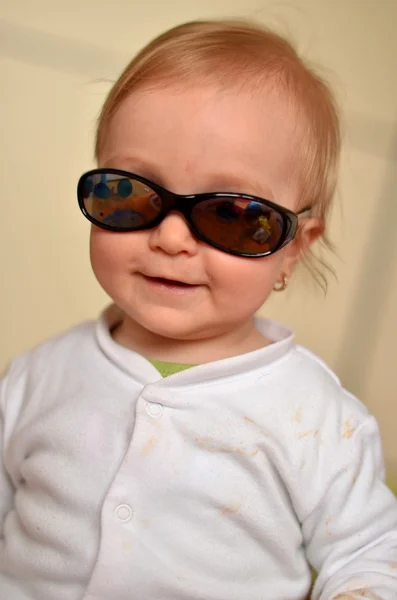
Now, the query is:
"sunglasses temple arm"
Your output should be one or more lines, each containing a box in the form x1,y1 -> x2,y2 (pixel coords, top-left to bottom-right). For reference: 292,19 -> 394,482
297,207 -> 312,218
281,207 -> 312,247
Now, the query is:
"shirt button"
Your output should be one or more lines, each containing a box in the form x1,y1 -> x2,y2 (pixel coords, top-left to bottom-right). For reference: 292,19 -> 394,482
146,402 -> 163,418
115,504 -> 133,522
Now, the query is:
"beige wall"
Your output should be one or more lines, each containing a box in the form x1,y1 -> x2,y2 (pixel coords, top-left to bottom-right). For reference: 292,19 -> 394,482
1,0 -> 396,465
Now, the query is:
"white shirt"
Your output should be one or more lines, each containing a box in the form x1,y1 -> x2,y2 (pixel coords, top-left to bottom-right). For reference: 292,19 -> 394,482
1,305 -> 396,600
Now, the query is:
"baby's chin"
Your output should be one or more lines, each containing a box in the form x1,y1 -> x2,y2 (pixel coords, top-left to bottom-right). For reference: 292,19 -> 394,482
131,307 -> 220,342
121,303 -> 245,349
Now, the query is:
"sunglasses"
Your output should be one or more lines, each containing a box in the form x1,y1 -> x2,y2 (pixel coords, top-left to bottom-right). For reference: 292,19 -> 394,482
77,168 -> 310,258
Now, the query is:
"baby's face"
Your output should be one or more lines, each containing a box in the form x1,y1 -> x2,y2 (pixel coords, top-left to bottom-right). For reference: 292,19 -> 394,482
91,84 -> 308,343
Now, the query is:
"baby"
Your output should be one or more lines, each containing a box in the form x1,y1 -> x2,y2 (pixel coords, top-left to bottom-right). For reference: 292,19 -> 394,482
1,19 -> 396,600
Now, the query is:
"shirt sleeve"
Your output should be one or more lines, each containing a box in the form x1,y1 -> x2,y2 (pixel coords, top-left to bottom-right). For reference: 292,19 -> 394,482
0,368 -> 16,540
302,416 -> 397,600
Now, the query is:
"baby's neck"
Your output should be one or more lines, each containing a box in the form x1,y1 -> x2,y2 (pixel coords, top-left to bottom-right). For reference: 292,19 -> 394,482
112,316 -> 270,364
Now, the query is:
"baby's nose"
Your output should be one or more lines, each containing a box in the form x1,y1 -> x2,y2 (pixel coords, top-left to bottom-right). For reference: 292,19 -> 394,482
148,211 -> 199,256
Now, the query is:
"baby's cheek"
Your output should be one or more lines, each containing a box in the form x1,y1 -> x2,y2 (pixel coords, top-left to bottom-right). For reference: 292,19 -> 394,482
90,227 -> 114,267
212,252 -> 282,294
90,228 -> 131,271
208,257 -> 279,319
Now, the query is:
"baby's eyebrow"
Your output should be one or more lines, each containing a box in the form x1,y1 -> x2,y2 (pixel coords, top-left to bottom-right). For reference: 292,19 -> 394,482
194,172 -> 273,200
99,155 -> 274,199
211,176 -> 272,197
100,155 -> 161,181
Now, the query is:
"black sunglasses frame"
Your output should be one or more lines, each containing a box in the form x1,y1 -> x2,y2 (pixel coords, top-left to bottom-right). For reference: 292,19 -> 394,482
77,168 -> 310,258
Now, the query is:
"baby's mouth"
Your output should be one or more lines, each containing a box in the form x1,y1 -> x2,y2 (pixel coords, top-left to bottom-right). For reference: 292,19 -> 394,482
141,274 -> 201,292
151,277 -> 192,287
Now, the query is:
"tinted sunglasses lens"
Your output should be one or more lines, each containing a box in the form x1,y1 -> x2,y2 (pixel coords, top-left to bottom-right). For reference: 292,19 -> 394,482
192,197 -> 285,255
80,172 -> 162,229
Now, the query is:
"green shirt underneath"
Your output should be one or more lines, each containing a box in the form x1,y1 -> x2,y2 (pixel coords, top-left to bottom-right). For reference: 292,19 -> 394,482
149,359 -> 195,378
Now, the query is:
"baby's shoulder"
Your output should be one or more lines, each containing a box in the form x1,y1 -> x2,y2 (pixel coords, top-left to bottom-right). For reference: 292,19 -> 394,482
2,319 -> 98,385
273,343 -> 369,420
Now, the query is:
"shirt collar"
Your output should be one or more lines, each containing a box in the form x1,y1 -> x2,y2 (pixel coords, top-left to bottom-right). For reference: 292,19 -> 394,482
96,304 -> 295,386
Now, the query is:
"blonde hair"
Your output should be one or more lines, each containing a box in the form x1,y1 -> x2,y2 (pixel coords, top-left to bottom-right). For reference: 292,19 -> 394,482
95,19 -> 341,289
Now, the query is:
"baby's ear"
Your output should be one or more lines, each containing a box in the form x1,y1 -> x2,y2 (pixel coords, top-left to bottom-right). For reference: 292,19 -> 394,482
283,217 -> 324,277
